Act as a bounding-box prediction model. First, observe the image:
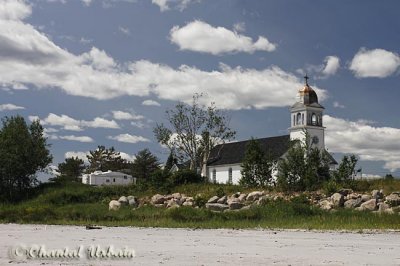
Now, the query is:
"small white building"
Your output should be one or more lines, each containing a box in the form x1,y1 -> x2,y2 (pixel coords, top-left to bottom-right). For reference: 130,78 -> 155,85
82,171 -> 136,186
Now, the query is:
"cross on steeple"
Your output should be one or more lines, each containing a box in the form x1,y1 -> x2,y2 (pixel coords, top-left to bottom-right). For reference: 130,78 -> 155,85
304,74 -> 309,85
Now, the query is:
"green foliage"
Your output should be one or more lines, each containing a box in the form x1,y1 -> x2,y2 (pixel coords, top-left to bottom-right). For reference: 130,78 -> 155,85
240,138 -> 274,187
164,151 -> 175,173
153,93 -> 236,170
323,179 -> 341,196
193,194 -> 207,208
277,135 -> 331,192
147,169 -> 172,192
50,156 -> 85,183
87,146 -> 129,173
333,155 -> 358,182
0,116 -> 52,202
169,169 -> 205,186
215,186 -> 225,198
131,149 -> 160,180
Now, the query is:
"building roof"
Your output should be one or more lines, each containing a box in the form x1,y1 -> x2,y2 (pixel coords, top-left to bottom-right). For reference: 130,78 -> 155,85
207,135 -> 291,166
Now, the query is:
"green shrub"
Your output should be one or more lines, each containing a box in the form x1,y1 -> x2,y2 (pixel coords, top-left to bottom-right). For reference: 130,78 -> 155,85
323,180 -> 341,196
215,186 -> 225,198
169,170 -> 205,186
193,194 -> 207,208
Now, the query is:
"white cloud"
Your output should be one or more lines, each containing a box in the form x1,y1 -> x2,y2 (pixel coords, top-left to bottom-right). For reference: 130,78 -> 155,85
0,2 -> 323,110
152,0 -> 198,12
0,103 -> 25,111
0,0 -> 31,20
108,133 -> 150,144
321,56 -> 340,76
349,48 -> 400,78
142,100 -> 160,106
81,0 -> 92,6
170,20 -> 276,55
65,151 -> 89,162
112,110 -> 144,120
31,113 -> 119,131
118,26 -> 130,36
59,135 -> 94,142
233,22 -> 246,33
119,152 -> 136,162
333,101 -> 345,109
325,115 -> 400,172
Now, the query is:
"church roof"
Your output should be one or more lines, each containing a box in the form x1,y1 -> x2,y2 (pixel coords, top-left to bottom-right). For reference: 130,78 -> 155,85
207,135 -> 290,166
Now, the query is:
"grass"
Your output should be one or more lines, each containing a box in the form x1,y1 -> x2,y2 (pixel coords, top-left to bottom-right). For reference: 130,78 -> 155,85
0,179 -> 399,230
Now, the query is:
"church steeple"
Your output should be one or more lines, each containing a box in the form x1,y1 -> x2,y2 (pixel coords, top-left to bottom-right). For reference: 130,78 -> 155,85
289,76 -> 325,150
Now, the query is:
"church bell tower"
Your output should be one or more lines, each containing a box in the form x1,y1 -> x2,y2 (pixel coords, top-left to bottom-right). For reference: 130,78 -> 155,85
289,75 -> 325,150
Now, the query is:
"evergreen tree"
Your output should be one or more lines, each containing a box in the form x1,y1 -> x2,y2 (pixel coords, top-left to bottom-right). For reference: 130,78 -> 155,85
164,151 -> 175,172
0,116 -> 52,201
333,155 -> 358,182
86,146 -> 128,172
131,149 -> 160,180
51,157 -> 85,183
240,138 -> 273,187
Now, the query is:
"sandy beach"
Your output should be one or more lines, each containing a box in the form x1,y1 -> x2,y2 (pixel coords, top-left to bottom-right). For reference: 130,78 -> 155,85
1,224 -> 399,265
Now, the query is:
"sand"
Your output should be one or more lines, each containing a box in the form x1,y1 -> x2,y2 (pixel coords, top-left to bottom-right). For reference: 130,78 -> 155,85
1,224 -> 399,265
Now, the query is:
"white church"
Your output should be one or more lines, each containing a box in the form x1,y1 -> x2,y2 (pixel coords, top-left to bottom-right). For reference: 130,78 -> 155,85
205,76 -> 337,184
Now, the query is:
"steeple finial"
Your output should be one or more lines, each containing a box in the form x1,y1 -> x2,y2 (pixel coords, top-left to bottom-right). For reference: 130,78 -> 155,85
304,74 -> 309,85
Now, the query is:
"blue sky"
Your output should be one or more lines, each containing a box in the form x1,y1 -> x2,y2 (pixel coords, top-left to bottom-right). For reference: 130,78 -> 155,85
1,0 -> 400,178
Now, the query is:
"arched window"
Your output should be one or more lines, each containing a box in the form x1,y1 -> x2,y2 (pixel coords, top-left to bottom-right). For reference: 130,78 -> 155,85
296,113 -> 302,125
301,113 -> 304,125
311,113 -> 317,125
212,169 -> 216,183
293,115 -> 295,126
228,168 -> 232,184
319,115 -> 322,126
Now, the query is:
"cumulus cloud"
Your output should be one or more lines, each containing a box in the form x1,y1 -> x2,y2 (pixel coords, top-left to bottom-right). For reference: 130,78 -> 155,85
170,20 -> 276,55
321,56 -> 340,76
65,151 -> 89,162
142,100 -> 160,106
152,0 -> 198,12
0,103 -> 25,111
324,115 -> 400,172
108,133 -> 150,144
349,48 -> 400,78
30,113 -> 119,131
0,0 -> 31,20
0,1 -> 322,110
333,101 -> 345,109
233,22 -> 246,33
119,152 -> 136,162
112,110 -> 144,120
58,135 -> 94,142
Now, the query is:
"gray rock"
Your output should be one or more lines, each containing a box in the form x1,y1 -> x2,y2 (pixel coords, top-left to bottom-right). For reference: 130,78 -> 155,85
118,196 -> 128,205
151,194 -> 166,205
127,195 -> 135,201
331,193 -> 344,207
361,194 -> 371,202
372,189 -> 384,200
171,193 -> 182,199
241,205 -> 252,210
182,201 -> 194,207
109,200 -> 121,211
338,188 -> 353,196
228,201 -> 244,210
128,198 -> 138,207
344,198 -> 362,208
167,199 -> 180,208
360,199 -> 377,211
207,196 -> 219,203
319,199 -> 333,211
227,197 -> 240,205
238,193 -> 247,202
378,202 -> 390,212
385,192 -> 400,207
217,196 -> 227,204
246,191 -> 264,201
205,203 -> 229,212
348,193 -> 361,200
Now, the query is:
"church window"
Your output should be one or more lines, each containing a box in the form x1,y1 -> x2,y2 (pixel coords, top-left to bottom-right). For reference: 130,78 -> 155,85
301,113 -> 304,125
212,169 -> 216,183
311,113 -> 317,125
296,113 -> 301,125
293,115 -> 295,126
228,168 -> 232,184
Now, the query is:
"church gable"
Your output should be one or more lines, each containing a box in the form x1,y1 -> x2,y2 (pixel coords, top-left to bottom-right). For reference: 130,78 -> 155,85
207,135 -> 290,167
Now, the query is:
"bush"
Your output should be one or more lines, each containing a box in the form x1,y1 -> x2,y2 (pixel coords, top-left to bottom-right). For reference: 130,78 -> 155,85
323,180 -> 341,196
169,170 -> 205,186
193,194 -> 207,208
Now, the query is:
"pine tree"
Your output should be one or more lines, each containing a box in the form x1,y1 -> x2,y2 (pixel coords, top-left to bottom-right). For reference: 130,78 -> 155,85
131,149 -> 160,180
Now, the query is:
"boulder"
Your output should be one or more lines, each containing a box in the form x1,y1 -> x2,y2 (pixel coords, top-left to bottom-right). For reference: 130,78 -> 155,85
128,197 -> 138,207
238,193 -> 247,202
331,193 -> 344,207
385,192 -> 400,207
378,202 -> 390,212
217,196 -> 227,204
344,198 -> 362,209
166,199 -> 180,208
338,188 -> 353,196
319,199 -> 333,211
226,197 -> 240,205
182,201 -> 194,207
207,196 -> 219,203
228,201 -> 245,210
360,199 -> 377,211
205,203 -> 229,212
151,194 -> 166,205
127,195 -> 135,201
257,196 -> 270,205
171,193 -> 182,199
118,196 -> 128,205
371,189 -> 384,200
391,206 -> 400,213
109,200 -> 121,211
246,191 -> 264,201
348,193 -> 361,200
361,194 -> 371,202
